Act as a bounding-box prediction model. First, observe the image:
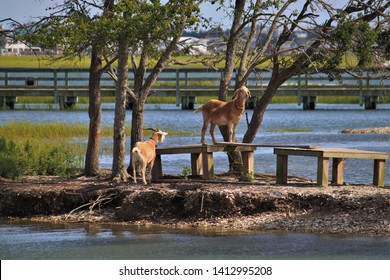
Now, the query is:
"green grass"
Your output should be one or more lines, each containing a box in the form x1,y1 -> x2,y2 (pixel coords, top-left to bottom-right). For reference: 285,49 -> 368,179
0,121 -> 193,142
0,55 -> 224,68
0,56 -> 92,68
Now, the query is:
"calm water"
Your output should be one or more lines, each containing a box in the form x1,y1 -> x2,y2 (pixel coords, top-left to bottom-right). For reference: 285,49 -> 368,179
1,103 -> 390,184
1,221 -> 390,260
1,103 -> 390,259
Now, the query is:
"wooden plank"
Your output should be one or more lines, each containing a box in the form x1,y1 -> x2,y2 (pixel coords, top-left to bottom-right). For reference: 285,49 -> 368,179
157,144 -> 206,155
274,147 -> 388,160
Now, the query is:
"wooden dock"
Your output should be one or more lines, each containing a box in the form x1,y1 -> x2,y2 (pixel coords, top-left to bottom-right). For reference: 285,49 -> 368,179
151,143 -> 388,187
152,143 -> 258,180
274,147 -> 389,187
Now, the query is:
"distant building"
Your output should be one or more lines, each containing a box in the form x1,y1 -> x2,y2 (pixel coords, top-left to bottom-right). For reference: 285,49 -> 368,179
177,37 -> 209,55
3,41 -> 41,55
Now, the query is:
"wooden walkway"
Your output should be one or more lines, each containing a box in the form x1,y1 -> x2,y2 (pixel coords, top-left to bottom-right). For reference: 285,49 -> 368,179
152,143 -> 258,180
151,144 -> 388,187
274,147 -> 388,187
1,68 -> 389,110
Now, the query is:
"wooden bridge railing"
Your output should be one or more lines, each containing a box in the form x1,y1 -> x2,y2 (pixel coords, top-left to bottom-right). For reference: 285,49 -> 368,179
0,68 -> 389,109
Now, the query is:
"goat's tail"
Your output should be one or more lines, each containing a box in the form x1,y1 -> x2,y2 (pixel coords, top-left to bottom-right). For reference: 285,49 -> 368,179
194,105 -> 203,113
131,147 -> 144,163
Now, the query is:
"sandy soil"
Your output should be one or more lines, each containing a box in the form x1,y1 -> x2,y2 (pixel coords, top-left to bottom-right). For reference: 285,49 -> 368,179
1,172 -> 389,236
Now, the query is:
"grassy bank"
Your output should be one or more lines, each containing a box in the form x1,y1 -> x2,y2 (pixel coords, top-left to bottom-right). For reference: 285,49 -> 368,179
0,122 -> 88,178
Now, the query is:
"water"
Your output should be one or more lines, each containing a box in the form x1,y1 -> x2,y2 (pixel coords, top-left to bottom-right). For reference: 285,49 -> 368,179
1,221 -> 390,260
1,104 -> 390,259
1,103 -> 389,184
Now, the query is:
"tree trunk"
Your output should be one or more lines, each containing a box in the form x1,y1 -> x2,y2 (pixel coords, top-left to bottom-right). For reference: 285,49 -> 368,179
127,97 -> 145,173
84,48 -> 103,176
112,38 -> 130,181
243,67 -> 291,143
218,0 -> 246,173
218,0 -> 246,99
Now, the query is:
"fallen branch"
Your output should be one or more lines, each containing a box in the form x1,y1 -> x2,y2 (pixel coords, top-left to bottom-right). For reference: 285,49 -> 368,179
65,193 -> 118,220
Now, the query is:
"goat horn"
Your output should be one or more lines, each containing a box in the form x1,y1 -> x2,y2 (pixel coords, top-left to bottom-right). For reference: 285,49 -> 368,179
144,127 -> 159,132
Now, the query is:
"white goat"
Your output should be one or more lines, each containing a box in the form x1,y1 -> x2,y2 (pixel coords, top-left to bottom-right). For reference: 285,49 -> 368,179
131,127 -> 168,184
195,86 -> 251,144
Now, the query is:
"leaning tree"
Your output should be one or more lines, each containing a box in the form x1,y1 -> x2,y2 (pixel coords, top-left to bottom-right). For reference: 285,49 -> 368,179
212,0 -> 389,171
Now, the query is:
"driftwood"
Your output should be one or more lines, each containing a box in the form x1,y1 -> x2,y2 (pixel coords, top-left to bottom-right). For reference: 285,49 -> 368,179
65,193 -> 118,220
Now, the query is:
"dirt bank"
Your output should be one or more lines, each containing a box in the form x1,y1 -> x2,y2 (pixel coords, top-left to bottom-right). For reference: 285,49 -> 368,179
1,173 -> 389,236
341,127 -> 390,134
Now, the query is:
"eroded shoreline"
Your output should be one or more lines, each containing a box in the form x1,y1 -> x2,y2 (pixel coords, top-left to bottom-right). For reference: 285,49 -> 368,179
1,173 -> 389,236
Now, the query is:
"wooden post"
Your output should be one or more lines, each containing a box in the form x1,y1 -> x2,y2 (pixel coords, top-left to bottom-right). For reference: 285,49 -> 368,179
373,159 -> 386,187
317,157 -> 329,186
151,154 -> 162,182
332,158 -> 345,185
242,151 -> 255,176
191,153 -> 203,176
276,154 -> 288,184
175,69 -> 180,107
202,152 -> 214,180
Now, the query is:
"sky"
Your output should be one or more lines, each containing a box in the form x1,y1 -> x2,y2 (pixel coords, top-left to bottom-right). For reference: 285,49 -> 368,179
0,0 -> 345,29
0,0 -> 228,27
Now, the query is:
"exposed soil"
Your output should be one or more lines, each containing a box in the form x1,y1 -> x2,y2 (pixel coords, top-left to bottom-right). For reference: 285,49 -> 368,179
1,171 -> 389,236
341,127 -> 390,134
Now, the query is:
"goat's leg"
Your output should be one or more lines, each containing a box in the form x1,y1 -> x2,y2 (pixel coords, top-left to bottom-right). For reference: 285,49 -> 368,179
141,162 -> 147,185
210,123 -> 218,144
147,158 -> 155,183
200,121 -> 209,145
232,123 -> 238,142
227,123 -> 234,142
132,160 -> 137,184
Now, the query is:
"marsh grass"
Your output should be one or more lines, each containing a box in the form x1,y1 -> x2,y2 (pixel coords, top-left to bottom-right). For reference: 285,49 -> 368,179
0,136 -> 83,179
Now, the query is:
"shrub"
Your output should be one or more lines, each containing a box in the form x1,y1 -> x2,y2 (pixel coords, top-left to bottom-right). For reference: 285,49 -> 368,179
0,137 -> 23,179
0,137 -> 83,179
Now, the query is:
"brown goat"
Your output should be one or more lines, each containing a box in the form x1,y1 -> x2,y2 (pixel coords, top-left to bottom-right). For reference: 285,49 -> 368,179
131,128 -> 168,184
195,86 -> 251,144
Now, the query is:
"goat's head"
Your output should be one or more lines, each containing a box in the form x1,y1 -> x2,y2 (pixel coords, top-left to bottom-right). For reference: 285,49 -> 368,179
232,86 -> 251,100
145,127 -> 168,143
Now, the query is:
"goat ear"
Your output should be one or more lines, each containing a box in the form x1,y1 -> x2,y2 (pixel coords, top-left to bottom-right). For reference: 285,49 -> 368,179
232,87 -> 242,99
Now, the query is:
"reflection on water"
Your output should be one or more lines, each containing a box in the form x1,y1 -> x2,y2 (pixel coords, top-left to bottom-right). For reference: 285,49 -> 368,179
1,221 -> 390,260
